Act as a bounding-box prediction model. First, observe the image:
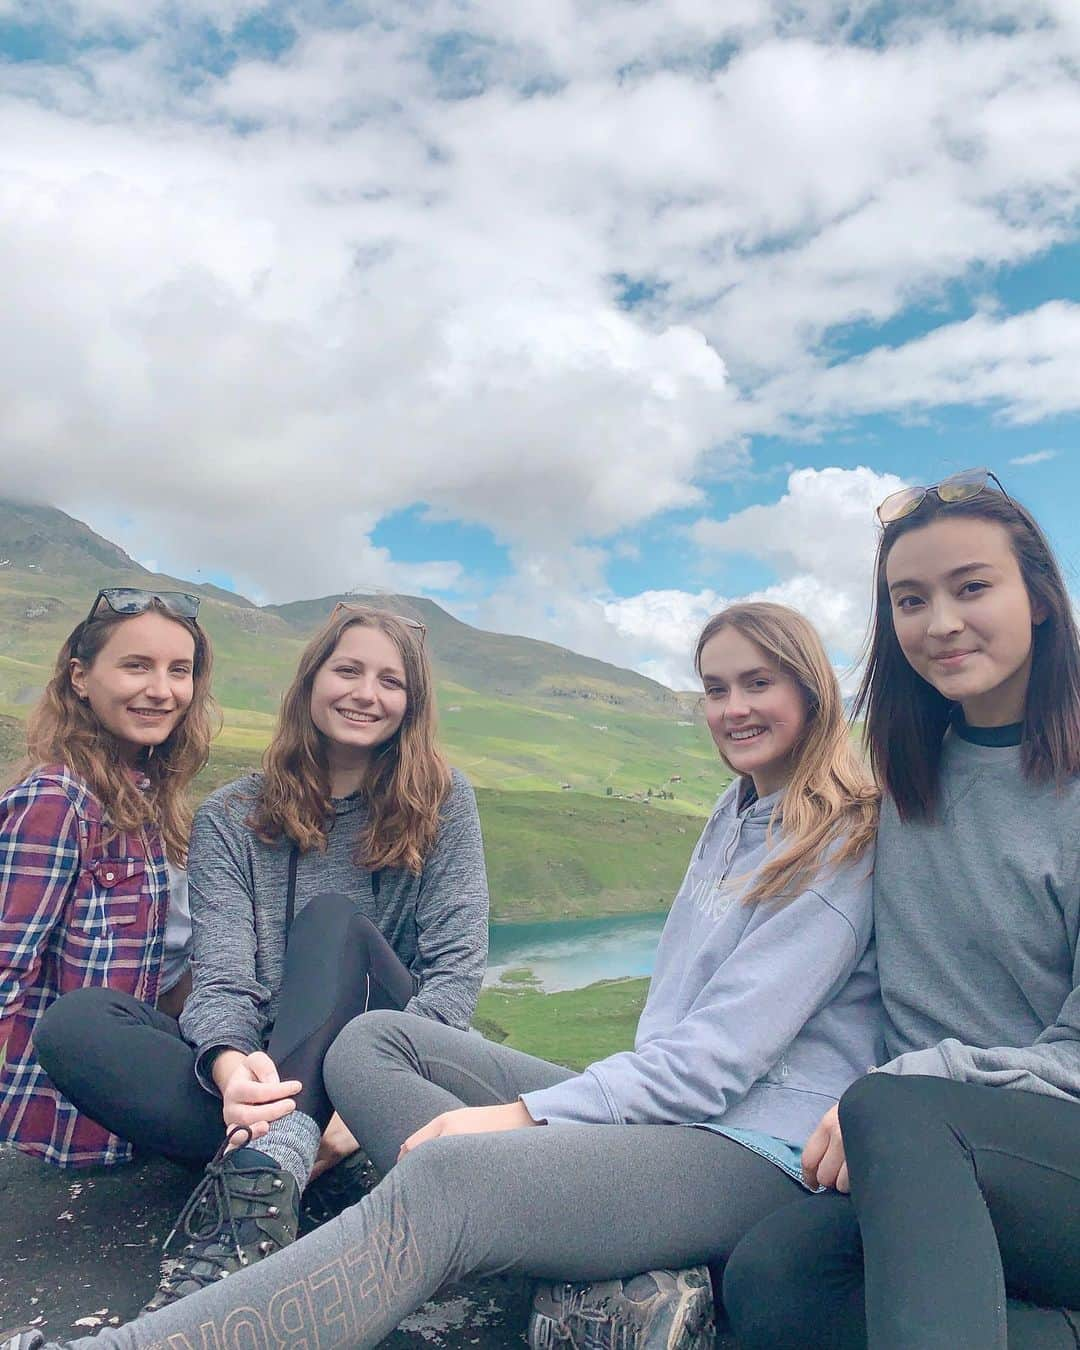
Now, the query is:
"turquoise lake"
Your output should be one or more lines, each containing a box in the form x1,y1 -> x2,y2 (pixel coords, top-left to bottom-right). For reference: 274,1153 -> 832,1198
485,913 -> 668,992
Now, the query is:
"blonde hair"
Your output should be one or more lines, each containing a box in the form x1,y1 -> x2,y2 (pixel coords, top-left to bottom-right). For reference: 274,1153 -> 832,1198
20,602 -> 216,865
695,602 -> 878,905
250,607 -> 450,873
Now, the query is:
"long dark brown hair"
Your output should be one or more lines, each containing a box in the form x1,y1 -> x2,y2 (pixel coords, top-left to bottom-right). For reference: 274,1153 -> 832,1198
250,607 -> 450,873
695,602 -> 878,905
853,486 -> 1080,820
20,602 -> 216,864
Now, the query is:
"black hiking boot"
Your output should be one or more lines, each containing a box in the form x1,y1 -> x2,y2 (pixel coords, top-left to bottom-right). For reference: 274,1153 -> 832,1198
299,1148 -> 378,1234
141,1126 -> 299,1315
528,1266 -> 715,1350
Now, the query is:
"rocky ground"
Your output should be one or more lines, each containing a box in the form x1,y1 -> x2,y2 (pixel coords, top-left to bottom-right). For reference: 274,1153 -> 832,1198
1,1147 -> 736,1348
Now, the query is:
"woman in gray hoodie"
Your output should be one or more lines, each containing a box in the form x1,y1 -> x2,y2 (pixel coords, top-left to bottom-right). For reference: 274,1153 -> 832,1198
5,602 -> 885,1350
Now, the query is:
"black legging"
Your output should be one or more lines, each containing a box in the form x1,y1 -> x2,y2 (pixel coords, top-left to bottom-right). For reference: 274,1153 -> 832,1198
34,893 -> 417,1167
723,1073 -> 1080,1350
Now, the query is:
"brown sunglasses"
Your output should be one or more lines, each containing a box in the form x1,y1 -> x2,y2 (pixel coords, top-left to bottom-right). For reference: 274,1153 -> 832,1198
330,601 -> 426,639
876,468 -> 1012,525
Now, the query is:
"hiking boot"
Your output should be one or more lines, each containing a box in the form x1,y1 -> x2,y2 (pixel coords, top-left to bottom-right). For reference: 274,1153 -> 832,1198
299,1148 -> 378,1234
528,1266 -> 714,1350
141,1126 -> 299,1315
0,1331 -> 46,1350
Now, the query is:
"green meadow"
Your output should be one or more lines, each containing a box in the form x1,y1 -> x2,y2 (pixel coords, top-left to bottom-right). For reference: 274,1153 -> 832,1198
475,973 -> 648,1070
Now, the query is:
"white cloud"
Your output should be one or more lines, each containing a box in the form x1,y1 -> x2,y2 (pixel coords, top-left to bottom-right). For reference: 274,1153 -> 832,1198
1009,449 -> 1061,467
760,304 -> 1080,429
1,0 -> 1079,675
690,466 -> 906,661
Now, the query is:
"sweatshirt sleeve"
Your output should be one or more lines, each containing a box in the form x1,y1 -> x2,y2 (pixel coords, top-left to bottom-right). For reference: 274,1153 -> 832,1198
402,772 -> 489,1030
876,945 -> 1080,1102
523,866 -> 871,1127
179,788 -> 271,1086
0,781 -> 80,1056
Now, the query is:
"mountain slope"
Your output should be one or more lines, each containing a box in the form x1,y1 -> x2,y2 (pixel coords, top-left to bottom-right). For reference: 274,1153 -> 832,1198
268,593 -> 681,712
0,498 -> 255,607
0,499 -> 724,817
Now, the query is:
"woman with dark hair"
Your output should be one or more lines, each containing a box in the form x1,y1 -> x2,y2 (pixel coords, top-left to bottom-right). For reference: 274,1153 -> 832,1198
0,588 -> 215,1167
723,469 -> 1080,1349
35,603 -> 489,1312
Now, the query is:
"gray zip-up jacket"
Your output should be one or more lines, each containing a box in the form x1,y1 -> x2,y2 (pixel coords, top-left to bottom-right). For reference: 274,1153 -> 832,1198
179,770 -> 488,1084
523,780 -> 883,1146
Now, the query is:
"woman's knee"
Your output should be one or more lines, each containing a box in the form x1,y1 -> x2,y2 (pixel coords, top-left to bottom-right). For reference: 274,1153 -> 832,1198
34,985 -> 135,1074
323,1008 -> 418,1096
839,1071 -> 948,1150
288,891 -> 360,938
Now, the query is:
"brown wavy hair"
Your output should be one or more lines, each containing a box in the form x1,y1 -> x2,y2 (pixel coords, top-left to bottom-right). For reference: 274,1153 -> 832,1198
250,607 -> 450,873
695,602 -> 878,905
853,484 -> 1080,821
20,601 -> 216,864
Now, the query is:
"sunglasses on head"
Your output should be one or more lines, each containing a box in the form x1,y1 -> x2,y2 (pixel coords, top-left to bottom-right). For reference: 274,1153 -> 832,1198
86,588 -> 201,623
876,468 -> 1013,526
330,601 -> 426,639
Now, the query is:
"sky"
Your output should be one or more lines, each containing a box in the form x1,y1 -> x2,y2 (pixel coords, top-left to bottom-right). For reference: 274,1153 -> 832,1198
2,0 -> 1079,690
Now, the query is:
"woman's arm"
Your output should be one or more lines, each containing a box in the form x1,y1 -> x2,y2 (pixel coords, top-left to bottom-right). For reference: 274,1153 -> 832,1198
403,772 -> 489,1029
874,956 -> 1080,1102
522,875 -> 870,1128
178,789 -> 272,1089
0,781 -> 80,1053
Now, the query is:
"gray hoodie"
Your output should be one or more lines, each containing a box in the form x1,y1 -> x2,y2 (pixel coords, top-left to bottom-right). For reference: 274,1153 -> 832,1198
523,780 -> 883,1146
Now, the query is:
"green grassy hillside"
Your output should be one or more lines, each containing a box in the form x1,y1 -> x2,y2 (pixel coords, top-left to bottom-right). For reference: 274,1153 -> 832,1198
475,975 -> 648,1069
0,500 -> 730,922
475,790 -> 699,919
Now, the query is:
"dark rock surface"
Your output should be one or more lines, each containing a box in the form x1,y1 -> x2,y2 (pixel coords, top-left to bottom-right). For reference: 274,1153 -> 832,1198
1,1147 -> 736,1347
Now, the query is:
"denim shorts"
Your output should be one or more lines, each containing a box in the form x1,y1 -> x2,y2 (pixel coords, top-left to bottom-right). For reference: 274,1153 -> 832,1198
703,1124 -> 821,1192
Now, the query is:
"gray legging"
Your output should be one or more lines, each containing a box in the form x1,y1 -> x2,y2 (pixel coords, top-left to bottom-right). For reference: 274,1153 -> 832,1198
49,1009 -> 805,1350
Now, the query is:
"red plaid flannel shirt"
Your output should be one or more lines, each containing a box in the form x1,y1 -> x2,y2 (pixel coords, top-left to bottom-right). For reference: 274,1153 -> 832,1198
0,764 -> 170,1166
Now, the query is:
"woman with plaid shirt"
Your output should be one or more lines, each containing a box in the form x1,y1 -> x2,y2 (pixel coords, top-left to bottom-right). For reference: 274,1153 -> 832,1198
0,589 -> 215,1167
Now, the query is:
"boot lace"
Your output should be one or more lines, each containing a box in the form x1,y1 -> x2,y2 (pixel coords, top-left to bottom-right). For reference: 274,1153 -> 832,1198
156,1125 -> 280,1293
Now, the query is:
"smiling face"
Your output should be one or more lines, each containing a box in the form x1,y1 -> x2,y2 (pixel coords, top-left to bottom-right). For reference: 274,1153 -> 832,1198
885,515 -> 1041,727
69,610 -> 196,761
699,625 -> 809,798
309,623 -> 409,773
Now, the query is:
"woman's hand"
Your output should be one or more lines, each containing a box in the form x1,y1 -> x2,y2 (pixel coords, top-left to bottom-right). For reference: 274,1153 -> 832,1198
215,1050 -> 302,1142
802,1103 -> 849,1192
309,1112 -> 361,1182
398,1101 -> 538,1161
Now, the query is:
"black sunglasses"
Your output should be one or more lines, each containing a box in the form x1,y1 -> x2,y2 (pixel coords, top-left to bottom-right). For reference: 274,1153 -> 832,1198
86,588 -> 201,623
876,468 -> 1013,525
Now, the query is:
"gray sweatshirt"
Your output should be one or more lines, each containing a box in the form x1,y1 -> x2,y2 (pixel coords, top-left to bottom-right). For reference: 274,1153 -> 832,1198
523,780 -> 883,1146
180,769 -> 489,1082
874,724 -> 1080,1102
